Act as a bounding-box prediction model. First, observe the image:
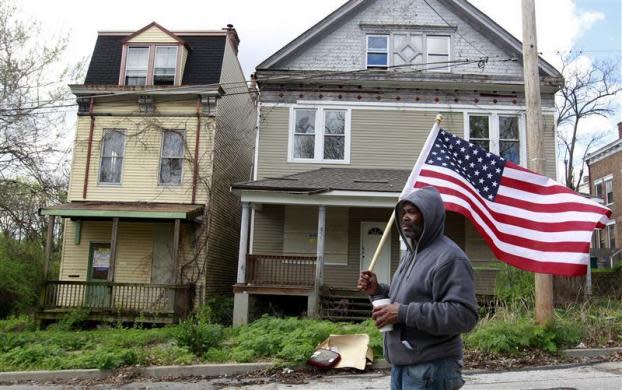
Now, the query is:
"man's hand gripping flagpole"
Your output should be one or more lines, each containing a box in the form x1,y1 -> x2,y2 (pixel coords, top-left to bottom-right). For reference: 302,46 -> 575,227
360,114 -> 444,281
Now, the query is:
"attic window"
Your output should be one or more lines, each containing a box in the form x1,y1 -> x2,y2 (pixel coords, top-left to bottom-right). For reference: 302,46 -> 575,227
125,47 -> 149,86
122,45 -> 180,86
154,46 -> 177,85
366,35 -> 389,68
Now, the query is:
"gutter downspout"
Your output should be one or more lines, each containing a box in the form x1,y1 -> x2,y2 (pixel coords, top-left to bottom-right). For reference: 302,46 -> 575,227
82,98 -> 95,199
191,95 -> 202,204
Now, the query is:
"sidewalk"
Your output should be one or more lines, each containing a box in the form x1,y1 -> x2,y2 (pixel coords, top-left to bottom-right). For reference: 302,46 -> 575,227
0,362 -> 620,389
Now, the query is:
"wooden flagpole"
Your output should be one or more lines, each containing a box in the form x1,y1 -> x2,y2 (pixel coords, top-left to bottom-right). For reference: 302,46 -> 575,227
367,114 -> 444,272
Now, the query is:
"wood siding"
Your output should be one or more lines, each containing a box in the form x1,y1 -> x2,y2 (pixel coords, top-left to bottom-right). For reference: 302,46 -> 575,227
127,27 -> 178,43
67,101 -> 214,203
60,219 -> 197,286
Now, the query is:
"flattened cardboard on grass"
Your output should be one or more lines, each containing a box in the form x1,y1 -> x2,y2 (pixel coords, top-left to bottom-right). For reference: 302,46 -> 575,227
317,334 -> 373,370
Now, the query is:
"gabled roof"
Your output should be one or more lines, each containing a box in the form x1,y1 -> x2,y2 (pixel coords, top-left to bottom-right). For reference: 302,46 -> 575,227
257,0 -> 562,79
257,0 -> 368,70
232,168 -> 411,193
122,22 -> 188,47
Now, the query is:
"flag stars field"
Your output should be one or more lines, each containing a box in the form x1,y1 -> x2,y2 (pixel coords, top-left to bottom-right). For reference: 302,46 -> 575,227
405,127 -> 612,276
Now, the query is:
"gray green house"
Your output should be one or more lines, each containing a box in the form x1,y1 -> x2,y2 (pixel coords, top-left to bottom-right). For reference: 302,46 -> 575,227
231,0 -> 563,325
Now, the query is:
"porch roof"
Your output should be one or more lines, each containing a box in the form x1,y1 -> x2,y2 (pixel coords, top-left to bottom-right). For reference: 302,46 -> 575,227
40,202 -> 204,220
232,168 -> 410,193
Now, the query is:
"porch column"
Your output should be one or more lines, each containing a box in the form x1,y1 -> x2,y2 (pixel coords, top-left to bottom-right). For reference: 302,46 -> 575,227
233,202 -> 251,327
107,217 -> 119,282
172,219 -> 181,284
43,215 -> 55,281
312,205 -> 326,317
236,202 -> 251,284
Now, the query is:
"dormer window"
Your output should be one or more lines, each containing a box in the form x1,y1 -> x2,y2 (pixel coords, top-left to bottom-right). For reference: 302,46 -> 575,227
125,47 -> 149,86
154,46 -> 178,85
122,44 -> 181,86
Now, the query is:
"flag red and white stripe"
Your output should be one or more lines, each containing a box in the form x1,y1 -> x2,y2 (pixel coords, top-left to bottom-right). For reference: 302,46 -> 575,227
401,123 -> 611,276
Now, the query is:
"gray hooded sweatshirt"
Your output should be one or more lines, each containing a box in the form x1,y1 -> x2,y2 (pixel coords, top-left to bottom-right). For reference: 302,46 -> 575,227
373,186 -> 478,366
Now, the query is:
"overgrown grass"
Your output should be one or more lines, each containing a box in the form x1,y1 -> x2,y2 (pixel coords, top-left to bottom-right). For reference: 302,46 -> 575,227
1,299 -> 620,372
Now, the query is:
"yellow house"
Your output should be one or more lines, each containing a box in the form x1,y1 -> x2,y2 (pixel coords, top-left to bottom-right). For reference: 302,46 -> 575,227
39,22 -> 257,324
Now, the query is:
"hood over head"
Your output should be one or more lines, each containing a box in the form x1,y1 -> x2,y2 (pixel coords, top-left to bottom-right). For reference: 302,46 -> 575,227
395,186 -> 445,251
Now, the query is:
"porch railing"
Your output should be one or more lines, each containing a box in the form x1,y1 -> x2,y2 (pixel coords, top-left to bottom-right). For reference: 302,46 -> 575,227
41,281 -> 194,317
246,254 -> 316,287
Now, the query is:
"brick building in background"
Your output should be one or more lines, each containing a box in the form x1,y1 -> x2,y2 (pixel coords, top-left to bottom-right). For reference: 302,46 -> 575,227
586,122 -> 622,268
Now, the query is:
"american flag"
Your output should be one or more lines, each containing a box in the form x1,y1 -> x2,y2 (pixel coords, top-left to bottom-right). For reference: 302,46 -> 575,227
402,124 -> 611,276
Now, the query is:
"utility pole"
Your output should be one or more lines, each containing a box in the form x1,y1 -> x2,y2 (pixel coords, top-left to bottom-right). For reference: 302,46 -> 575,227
521,0 -> 554,325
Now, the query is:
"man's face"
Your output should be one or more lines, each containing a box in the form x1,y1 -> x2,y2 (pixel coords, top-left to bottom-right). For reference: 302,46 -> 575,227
401,202 -> 424,240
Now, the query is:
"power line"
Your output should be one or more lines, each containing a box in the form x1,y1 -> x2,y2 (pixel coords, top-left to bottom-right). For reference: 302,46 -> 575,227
421,0 -> 489,59
1,55 -> 523,113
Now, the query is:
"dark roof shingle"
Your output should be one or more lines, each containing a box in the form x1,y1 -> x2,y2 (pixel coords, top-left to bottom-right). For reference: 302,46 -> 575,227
83,35 -> 226,86
233,168 -> 411,193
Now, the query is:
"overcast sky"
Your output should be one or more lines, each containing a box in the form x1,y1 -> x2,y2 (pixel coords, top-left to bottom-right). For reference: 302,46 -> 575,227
17,0 -> 622,171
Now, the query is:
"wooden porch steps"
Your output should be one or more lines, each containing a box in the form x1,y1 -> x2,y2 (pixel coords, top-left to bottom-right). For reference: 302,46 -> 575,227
320,288 -> 372,322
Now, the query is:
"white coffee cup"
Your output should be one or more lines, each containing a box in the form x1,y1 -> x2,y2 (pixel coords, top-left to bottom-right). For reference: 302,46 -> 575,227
371,298 -> 394,332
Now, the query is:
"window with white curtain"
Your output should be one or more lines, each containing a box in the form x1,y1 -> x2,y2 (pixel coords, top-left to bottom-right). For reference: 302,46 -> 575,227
99,129 -> 126,184
123,45 -> 179,86
159,130 -> 185,185
125,47 -> 149,86
154,46 -> 177,85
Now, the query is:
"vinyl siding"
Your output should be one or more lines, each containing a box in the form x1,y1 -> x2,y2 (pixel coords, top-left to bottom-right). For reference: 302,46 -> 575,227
250,205 -> 400,289
67,100 -> 215,204
256,107 -> 463,178
127,27 -> 178,43
251,205 -> 285,254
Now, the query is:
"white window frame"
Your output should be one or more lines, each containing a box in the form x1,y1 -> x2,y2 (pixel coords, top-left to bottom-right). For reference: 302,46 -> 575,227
98,129 -> 127,186
124,46 -> 149,86
606,221 -> 616,249
158,129 -> 185,186
288,106 -> 351,164
366,35 -> 389,69
594,175 -> 614,205
463,112 -> 526,167
153,45 -> 179,86
122,44 -> 180,86
426,35 -> 451,72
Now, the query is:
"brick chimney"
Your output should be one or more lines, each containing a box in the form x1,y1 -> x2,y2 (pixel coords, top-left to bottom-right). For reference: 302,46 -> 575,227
618,121 -> 622,139
224,24 -> 240,56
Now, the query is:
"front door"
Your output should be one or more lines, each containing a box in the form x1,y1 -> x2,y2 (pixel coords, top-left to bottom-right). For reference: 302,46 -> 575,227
86,243 -> 112,308
360,222 -> 391,285
151,223 -> 175,312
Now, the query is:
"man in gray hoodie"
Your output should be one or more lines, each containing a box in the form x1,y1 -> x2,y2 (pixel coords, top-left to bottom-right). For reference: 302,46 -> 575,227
358,186 -> 478,389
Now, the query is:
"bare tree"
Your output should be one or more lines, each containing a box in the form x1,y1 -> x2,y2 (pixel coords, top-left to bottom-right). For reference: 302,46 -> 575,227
0,1 -> 81,242
556,53 -> 622,191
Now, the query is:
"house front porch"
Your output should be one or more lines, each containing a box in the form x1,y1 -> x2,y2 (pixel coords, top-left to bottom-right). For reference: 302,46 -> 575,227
231,168 -> 500,325
38,201 -> 203,324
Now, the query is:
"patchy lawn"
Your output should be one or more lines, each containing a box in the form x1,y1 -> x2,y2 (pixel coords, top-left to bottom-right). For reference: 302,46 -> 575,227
1,299 -> 620,372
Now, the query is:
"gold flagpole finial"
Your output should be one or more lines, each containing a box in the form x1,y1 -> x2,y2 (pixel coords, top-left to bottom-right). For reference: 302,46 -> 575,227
435,114 -> 444,124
